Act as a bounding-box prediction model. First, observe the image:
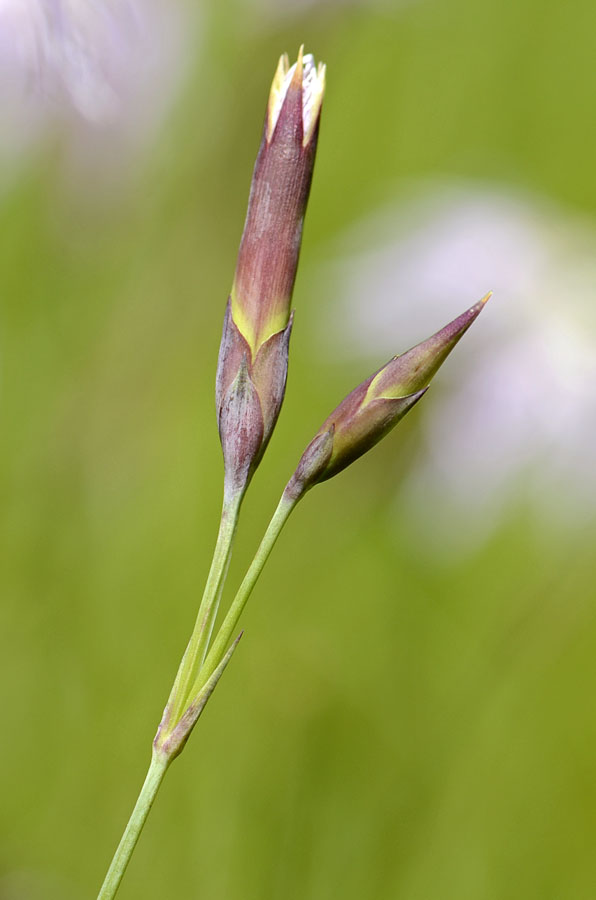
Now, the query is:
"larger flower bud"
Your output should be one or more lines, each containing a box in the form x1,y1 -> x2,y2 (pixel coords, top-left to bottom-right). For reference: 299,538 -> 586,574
216,48 -> 325,499
286,295 -> 490,499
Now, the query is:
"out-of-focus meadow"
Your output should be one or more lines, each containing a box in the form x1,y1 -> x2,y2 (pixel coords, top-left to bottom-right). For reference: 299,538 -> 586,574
2,1 -> 596,898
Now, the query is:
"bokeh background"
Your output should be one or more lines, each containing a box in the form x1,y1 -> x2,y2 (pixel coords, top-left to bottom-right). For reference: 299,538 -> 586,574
2,1 -> 596,898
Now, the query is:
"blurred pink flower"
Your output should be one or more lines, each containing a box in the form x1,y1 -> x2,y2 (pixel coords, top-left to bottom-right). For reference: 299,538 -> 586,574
0,0 -> 190,177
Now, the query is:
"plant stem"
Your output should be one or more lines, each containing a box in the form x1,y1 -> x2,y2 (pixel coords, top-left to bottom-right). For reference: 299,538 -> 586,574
97,752 -> 169,900
97,488 -> 297,899
166,489 -> 243,726
193,490 -> 298,694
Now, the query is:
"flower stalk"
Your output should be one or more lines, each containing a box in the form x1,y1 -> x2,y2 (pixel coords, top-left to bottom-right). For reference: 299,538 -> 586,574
97,752 -> 169,900
156,489 -> 242,737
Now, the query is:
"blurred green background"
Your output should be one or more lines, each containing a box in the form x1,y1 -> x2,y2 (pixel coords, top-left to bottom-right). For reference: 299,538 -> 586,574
2,1 -> 596,898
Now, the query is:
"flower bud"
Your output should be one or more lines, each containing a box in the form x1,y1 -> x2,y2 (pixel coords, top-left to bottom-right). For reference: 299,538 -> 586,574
217,48 -> 325,498
286,295 -> 490,499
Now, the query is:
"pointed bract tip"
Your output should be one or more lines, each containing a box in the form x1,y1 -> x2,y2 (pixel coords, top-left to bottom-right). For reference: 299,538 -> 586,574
277,51 -> 290,76
467,291 -> 492,318
409,385 -> 429,404
267,53 -> 290,141
290,45 -> 304,90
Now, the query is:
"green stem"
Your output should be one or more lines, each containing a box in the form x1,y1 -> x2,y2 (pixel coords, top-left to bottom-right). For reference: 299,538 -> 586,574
98,487 -> 298,899
97,752 -> 169,900
193,490 -> 298,694
166,489 -> 243,726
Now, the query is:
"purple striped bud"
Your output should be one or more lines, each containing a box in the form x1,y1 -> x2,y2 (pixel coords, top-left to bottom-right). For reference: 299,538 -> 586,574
217,48 -> 325,498
286,294 -> 490,499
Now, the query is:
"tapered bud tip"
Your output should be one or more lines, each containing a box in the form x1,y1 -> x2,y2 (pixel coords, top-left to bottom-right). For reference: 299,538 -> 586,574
465,291 -> 492,318
293,44 -> 304,85
267,53 -> 290,139
267,47 -> 325,145
366,293 -> 490,402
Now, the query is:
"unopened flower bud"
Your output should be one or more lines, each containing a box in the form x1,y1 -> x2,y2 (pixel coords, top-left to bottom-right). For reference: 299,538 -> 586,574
217,48 -> 325,499
286,295 -> 490,499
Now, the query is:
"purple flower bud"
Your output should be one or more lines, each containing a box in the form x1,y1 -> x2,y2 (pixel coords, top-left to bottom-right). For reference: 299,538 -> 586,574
232,47 -> 325,353
217,48 -> 325,498
286,295 -> 490,499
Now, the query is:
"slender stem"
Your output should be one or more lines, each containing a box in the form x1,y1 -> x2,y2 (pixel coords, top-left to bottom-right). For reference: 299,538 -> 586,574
97,752 -> 169,900
192,490 -> 298,694
166,489 -> 243,726
98,487 -> 297,900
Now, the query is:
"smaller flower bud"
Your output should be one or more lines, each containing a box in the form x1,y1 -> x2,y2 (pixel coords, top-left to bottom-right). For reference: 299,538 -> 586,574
286,294 -> 490,499
217,48 -> 325,499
